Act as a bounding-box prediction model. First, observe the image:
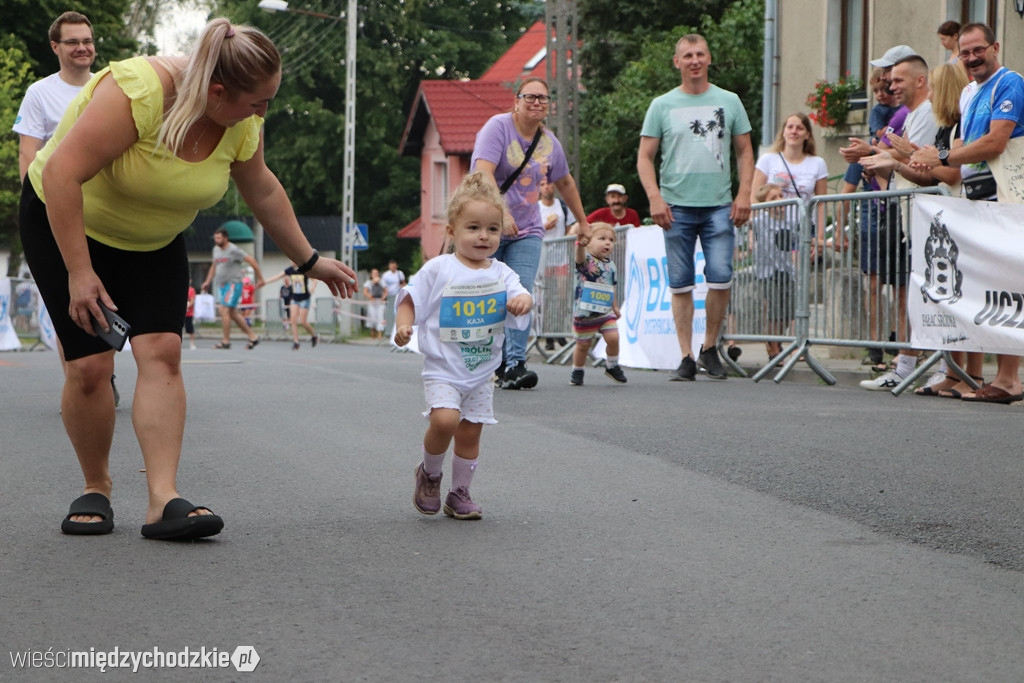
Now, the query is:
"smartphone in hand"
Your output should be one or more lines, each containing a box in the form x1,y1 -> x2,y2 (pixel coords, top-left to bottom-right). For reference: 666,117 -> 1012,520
92,302 -> 131,351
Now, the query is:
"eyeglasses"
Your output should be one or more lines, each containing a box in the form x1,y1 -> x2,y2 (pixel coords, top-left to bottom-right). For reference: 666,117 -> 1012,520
57,38 -> 94,47
517,93 -> 550,104
958,44 -> 992,60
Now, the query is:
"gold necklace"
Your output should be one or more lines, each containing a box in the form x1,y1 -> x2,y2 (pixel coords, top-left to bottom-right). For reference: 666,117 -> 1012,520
191,120 -> 211,154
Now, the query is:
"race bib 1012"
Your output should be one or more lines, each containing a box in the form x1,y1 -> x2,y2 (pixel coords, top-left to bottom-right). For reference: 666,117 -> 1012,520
439,280 -> 507,342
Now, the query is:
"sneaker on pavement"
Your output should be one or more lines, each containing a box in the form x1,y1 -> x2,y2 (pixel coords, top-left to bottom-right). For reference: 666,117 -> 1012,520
860,370 -> 904,391
604,365 -> 627,383
500,361 -> 538,390
670,356 -> 697,381
726,345 -> 742,362
923,371 -> 946,389
570,369 -> 584,386
413,464 -> 442,515
311,335 -> 319,348
697,345 -> 727,379
444,487 -> 482,520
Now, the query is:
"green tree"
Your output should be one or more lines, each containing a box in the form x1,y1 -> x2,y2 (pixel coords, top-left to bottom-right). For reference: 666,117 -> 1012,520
577,0 -> 764,212
577,0 -> 731,98
1,0 -> 168,273
0,41 -> 35,268
210,0 -> 539,272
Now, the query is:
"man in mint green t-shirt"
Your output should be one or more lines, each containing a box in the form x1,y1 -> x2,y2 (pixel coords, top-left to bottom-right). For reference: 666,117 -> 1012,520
637,33 -> 754,382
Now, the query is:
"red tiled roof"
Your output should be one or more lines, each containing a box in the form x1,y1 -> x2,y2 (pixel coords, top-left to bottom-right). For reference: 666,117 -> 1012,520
397,217 -> 421,239
399,80 -> 513,157
479,21 -> 547,83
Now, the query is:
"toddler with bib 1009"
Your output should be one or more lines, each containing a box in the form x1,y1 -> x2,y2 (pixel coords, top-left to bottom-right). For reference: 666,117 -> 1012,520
394,171 -> 532,520
569,222 -> 627,386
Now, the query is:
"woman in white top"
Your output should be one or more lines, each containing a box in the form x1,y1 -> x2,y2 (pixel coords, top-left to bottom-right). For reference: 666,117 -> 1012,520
752,112 -> 832,254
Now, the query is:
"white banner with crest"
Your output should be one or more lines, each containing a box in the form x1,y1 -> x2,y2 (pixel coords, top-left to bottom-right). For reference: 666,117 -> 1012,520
910,194 -> 1024,354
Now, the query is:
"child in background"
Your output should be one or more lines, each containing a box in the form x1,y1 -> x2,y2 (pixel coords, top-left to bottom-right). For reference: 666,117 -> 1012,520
362,268 -> 386,339
569,222 -> 626,386
184,278 -> 197,350
395,172 -> 532,520
751,184 -> 796,359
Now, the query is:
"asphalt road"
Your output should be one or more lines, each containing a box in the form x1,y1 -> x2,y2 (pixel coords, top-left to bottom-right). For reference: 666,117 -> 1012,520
2,340 -> 1023,682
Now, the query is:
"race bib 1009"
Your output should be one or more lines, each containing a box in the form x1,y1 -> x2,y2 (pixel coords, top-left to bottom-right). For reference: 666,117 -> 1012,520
439,280 -> 507,342
578,280 -> 614,314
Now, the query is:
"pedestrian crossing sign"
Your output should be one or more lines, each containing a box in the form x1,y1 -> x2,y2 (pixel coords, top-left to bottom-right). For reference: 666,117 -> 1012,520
352,223 -> 369,251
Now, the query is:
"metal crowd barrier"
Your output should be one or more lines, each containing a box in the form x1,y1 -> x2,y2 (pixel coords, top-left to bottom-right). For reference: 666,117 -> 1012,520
531,189 -> 960,388
730,186 -> 951,387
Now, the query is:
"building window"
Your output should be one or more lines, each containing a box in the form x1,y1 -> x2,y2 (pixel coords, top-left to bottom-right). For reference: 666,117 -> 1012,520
957,0 -> 996,28
431,162 -> 449,219
839,0 -> 867,83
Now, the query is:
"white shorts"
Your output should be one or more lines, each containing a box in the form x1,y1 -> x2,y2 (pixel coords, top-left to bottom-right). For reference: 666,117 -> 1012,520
422,380 -> 497,425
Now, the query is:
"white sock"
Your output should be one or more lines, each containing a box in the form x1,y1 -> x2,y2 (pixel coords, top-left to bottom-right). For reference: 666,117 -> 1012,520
422,447 -> 445,477
573,365 -> 585,371
895,353 -> 915,378
606,355 -> 618,368
451,453 -> 477,492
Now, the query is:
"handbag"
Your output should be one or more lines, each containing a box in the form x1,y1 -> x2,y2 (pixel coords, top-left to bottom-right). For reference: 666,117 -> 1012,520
193,293 -> 216,321
961,70 -> 1011,201
962,170 -> 997,199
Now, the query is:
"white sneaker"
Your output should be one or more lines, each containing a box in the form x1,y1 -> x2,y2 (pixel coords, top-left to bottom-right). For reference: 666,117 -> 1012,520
860,370 -> 904,391
923,371 -> 945,388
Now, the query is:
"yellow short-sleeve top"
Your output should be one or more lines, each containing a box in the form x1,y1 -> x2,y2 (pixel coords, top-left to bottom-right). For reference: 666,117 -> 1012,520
28,56 -> 262,252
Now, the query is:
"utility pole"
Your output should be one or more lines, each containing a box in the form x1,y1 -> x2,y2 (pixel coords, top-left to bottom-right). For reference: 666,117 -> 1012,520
544,0 -> 580,189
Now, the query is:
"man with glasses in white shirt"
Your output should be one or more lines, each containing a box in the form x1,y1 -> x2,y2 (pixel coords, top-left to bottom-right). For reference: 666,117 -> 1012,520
912,22 -> 1024,404
12,11 -> 96,181
12,12 -> 110,404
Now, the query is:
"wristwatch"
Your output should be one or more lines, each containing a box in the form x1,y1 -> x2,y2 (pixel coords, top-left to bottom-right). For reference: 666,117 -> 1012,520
938,148 -> 950,166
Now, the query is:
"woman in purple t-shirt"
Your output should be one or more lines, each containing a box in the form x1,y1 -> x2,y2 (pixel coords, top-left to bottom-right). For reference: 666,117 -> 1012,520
470,78 -> 590,390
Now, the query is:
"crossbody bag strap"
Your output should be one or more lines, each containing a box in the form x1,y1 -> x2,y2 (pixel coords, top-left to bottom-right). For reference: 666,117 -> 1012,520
499,128 -> 543,195
777,152 -> 802,198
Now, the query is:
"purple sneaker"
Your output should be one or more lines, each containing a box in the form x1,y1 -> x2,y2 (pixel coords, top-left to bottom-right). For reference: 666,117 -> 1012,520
413,464 -> 442,515
443,487 -> 482,520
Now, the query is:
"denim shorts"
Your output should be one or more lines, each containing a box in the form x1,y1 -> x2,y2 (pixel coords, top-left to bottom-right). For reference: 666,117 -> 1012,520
664,204 -> 735,292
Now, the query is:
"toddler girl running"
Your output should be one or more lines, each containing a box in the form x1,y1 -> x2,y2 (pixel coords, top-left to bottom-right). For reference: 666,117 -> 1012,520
395,172 -> 533,519
569,222 -> 626,385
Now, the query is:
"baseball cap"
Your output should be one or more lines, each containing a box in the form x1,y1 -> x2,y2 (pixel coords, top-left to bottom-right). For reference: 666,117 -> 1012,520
869,45 -> 917,68
604,183 -> 627,194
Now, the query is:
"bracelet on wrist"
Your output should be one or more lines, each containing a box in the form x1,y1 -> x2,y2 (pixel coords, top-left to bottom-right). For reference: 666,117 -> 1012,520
296,250 -> 319,274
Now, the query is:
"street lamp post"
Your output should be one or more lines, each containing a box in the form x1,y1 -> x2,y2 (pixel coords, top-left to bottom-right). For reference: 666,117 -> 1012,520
258,0 -> 357,268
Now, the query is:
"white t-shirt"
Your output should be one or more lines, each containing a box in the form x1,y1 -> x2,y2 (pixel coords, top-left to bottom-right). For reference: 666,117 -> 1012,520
754,153 -> 829,199
539,199 -> 576,240
12,73 -> 89,141
891,102 -> 941,191
902,100 -> 939,147
398,255 -> 530,392
380,269 -> 405,297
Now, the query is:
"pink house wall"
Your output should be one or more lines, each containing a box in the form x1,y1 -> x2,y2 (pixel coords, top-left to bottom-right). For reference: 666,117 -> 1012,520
418,118 -> 471,259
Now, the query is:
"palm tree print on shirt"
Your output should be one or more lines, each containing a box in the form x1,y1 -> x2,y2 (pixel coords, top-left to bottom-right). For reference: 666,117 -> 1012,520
689,107 -> 726,169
